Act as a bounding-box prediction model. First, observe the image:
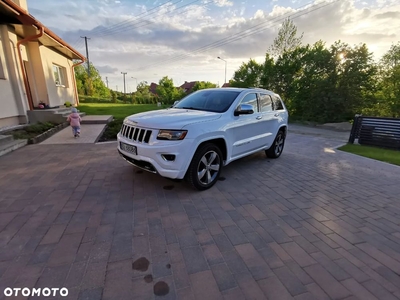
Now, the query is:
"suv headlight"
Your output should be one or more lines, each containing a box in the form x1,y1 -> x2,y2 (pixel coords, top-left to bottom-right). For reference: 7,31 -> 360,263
157,130 -> 187,140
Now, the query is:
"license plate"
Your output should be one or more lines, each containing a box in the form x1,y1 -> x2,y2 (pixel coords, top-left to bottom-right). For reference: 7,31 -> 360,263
120,142 -> 137,155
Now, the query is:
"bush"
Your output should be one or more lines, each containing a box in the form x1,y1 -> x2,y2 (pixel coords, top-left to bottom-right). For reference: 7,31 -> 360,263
10,122 -> 57,140
79,95 -> 112,103
99,119 -> 123,141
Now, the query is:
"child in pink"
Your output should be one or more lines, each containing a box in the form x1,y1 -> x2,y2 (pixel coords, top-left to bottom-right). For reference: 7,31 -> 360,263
67,107 -> 82,138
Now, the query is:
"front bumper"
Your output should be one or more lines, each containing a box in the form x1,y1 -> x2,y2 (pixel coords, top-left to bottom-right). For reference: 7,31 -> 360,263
117,133 -> 194,179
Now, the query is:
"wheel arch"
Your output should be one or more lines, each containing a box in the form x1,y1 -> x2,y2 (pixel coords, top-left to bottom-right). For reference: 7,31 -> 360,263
183,137 -> 228,177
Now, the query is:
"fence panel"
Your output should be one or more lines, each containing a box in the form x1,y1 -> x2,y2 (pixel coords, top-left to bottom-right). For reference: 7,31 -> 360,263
348,116 -> 400,150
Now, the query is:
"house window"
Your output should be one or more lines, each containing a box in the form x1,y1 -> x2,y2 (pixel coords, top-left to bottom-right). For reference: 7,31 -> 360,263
0,54 -> 5,79
53,64 -> 68,87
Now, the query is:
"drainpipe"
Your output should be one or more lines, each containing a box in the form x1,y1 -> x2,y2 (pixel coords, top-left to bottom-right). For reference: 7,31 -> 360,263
16,26 -> 43,111
71,60 -> 85,107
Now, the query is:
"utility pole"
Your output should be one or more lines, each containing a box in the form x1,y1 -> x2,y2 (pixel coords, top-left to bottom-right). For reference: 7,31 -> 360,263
106,77 -> 109,88
80,36 -> 91,76
121,72 -> 127,94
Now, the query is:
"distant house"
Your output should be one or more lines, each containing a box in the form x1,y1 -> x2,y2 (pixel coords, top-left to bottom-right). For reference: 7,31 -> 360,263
0,0 -> 85,128
149,82 -> 158,95
222,83 -> 231,88
180,81 -> 197,94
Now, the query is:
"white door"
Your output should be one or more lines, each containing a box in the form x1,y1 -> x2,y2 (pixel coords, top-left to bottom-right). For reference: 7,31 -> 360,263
258,93 -> 280,149
228,92 -> 265,158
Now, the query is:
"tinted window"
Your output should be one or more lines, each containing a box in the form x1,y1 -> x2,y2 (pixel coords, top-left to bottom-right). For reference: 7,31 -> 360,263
174,90 -> 240,113
259,94 -> 273,112
272,95 -> 284,110
239,93 -> 258,112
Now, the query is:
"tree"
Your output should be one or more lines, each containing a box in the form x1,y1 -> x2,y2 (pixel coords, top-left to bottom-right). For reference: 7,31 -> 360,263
378,42 -> 400,117
268,18 -> 303,58
74,62 -> 110,98
192,81 -> 217,92
134,81 -> 155,104
156,76 -> 184,105
230,59 -> 263,88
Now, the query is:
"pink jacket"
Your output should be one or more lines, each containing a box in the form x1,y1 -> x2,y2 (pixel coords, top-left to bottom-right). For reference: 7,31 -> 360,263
67,113 -> 81,127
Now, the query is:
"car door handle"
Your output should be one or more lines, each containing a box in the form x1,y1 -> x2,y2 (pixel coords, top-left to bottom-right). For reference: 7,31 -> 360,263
256,116 -> 262,120
274,113 -> 279,117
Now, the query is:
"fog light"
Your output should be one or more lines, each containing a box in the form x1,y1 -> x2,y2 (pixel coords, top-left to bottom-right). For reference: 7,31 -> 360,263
161,154 -> 176,161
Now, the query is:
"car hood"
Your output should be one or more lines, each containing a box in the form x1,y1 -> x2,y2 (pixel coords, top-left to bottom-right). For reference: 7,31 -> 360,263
125,108 -> 221,129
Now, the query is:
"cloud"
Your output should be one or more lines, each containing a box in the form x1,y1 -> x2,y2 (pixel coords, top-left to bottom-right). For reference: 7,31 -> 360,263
26,0 -> 400,88
214,0 -> 234,7
96,65 -> 119,74
374,11 -> 400,18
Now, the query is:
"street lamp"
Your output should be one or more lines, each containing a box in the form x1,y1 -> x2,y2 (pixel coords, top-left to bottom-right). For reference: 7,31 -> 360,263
217,56 -> 227,84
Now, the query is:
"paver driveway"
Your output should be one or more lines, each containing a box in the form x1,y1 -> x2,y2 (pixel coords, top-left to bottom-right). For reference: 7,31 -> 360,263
1,126 -> 400,300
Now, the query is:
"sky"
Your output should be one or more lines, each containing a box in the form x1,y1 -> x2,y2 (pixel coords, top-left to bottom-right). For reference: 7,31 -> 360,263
27,0 -> 400,92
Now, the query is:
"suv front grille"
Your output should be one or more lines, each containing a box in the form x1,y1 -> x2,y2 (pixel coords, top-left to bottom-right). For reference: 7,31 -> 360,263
120,124 -> 152,143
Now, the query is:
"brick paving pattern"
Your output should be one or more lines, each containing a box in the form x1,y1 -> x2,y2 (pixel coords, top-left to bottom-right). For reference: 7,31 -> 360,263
0,127 -> 400,299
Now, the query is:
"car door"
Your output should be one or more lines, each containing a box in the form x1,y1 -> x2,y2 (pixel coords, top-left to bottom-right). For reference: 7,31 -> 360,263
228,92 -> 265,158
258,93 -> 280,148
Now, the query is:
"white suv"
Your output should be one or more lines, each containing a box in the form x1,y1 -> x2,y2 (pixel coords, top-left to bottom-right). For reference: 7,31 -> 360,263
117,88 -> 288,190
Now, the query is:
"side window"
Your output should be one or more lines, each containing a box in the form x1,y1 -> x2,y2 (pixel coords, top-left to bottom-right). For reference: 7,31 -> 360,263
0,54 -> 5,79
53,64 -> 68,87
239,93 -> 258,112
272,95 -> 284,110
259,94 -> 273,112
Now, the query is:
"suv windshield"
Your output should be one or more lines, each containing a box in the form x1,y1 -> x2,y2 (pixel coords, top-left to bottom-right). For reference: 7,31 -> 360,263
174,89 -> 240,113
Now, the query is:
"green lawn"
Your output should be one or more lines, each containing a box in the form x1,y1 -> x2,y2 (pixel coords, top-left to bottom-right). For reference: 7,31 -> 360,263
338,144 -> 400,166
78,103 -> 169,120
77,103 -> 170,142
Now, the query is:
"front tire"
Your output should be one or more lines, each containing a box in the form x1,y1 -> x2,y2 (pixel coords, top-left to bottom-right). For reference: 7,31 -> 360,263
265,130 -> 285,158
186,143 -> 223,191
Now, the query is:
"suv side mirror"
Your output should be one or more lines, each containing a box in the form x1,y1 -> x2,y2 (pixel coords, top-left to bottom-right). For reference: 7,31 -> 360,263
234,104 -> 254,116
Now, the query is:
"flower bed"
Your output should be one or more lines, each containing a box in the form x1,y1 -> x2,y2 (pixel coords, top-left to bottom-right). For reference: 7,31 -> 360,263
7,122 -> 69,144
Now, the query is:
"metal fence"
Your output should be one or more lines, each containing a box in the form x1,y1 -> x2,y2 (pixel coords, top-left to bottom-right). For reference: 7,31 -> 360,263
348,115 -> 400,150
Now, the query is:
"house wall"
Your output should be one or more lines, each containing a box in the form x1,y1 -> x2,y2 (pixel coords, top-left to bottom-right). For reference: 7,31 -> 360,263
40,46 -> 75,107
0,25 -> 29,127
12,0 -> 28,11
27,41 -> 46,106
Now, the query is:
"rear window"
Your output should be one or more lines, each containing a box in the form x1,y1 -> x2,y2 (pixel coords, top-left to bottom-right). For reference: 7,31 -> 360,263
272,95 -> 284,110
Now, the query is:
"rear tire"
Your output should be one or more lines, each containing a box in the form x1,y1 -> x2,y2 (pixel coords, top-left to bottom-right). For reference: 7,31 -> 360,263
186,143 -> 223,191
265,130 -> 285,158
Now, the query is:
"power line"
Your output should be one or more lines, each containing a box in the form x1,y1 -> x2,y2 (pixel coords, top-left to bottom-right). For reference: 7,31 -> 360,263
100,0 -> 213,38
90,0 -> 186,37
88,0 -> 178,37
134,0 -> 339,72
91,0 -> 203,38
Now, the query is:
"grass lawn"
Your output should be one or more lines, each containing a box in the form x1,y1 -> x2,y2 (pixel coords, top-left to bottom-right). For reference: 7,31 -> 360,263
77,103 -> 169,142
338,144 -> 400,166
77,103 -> 168,120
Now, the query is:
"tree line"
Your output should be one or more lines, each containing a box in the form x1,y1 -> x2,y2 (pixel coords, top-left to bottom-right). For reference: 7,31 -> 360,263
75,64 -> 217,105
229,19 -> 400,123
75,18 -> 400,123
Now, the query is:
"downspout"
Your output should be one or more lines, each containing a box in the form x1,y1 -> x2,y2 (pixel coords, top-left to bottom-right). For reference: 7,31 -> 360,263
71,60 -> 85,107
16,26 -> 43,111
